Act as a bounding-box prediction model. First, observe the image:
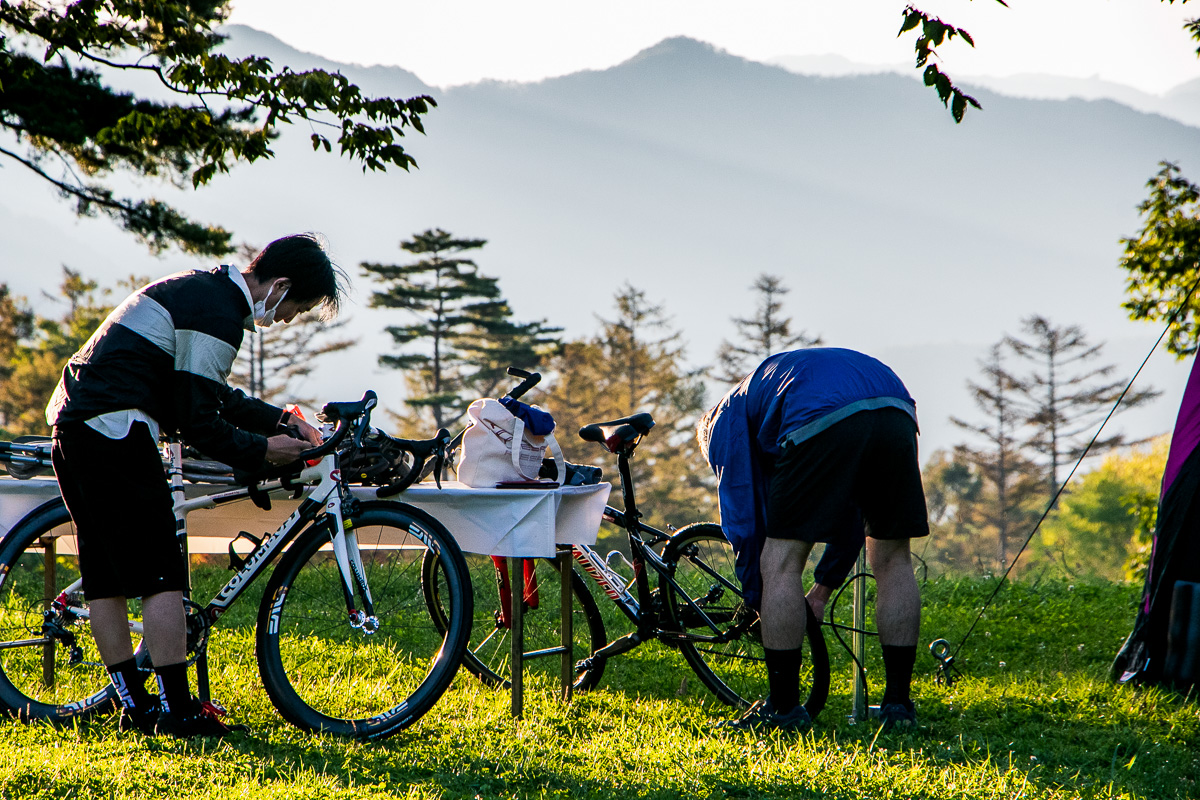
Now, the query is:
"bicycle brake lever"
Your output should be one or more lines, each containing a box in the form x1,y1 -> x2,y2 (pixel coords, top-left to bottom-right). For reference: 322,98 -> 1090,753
432,428 -> 451,489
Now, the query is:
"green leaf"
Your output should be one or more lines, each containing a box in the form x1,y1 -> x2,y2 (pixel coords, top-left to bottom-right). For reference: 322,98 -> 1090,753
899,9 -> 924,35
952,91 -> 967,123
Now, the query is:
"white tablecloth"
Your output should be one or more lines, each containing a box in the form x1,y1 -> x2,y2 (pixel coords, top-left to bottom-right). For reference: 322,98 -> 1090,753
0,477 -> 611,557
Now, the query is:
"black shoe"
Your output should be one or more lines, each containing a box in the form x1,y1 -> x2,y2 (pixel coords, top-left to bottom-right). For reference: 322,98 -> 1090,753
155,698 -> 247,738
118,700 -> 162,735
720,698 -> 812,732
879,701 -> 917,729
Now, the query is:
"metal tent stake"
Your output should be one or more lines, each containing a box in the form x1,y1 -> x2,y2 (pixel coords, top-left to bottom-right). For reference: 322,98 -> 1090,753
851,548 -> 867,722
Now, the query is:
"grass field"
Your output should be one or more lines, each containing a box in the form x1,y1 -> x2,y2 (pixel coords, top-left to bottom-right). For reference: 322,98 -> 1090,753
1,574 -> 1197,800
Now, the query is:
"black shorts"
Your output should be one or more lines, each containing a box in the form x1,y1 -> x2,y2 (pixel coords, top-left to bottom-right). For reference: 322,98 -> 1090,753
766,407 -> 930,543
51,421 -> 186,600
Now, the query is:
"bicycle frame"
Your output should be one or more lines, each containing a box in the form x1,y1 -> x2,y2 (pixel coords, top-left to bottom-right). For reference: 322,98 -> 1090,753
45,443 -> 379,646
564,445 -> 746,667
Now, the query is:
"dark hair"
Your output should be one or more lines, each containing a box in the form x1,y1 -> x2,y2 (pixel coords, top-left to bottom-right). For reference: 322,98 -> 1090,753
247,233 -> 347,318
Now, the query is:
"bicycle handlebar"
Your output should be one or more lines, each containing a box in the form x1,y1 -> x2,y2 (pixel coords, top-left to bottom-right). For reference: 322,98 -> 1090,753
375,428 -> 452,496
297,390 -> 378,462
504,367 -> 541,400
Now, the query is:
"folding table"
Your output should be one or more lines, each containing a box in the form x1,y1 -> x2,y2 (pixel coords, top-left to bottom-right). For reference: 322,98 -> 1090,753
0,476 -> 611,717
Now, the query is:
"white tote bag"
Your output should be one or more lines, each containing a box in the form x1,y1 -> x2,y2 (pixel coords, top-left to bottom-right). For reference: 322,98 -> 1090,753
457,398 -> 565,487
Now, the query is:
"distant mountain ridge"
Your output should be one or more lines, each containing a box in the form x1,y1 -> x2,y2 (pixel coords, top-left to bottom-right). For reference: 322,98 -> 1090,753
769,53 -> 1200,128
1,26 -> 1194,456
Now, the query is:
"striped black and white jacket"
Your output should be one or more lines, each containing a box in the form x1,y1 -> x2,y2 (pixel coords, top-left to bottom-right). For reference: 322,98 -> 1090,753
47,266 -> 283,471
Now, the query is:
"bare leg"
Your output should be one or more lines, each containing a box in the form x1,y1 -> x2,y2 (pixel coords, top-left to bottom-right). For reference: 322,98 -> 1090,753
759,538 -> 814,650
88,596 -> 136,665
866,537 -> 919,646
141,591 -> 187,666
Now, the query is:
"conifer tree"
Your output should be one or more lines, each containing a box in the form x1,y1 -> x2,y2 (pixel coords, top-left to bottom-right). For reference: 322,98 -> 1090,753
543,284 -> 714,533
713,274 -> 821,385
1005,315 -> 1159,499
951,344 -> 1044,571
230,313 -> 354,407
362,229 -> 559,432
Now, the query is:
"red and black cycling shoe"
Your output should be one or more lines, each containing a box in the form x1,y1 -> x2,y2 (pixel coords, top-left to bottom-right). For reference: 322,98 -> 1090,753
155,698 -> 249,738
118,699 -> 162,735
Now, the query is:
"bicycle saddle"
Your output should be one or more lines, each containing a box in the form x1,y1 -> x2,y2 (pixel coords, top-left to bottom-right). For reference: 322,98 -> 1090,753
579,413 -> 655,452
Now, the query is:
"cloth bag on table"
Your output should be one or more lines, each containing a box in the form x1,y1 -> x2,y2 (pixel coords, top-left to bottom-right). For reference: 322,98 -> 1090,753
456,398 -> 564,487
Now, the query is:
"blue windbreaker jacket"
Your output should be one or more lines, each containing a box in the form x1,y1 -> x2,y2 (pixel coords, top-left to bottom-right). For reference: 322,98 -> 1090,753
699,348 -> 917,607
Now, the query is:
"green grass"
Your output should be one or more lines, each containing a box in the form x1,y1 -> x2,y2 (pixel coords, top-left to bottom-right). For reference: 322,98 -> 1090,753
2,575 -> 1198,800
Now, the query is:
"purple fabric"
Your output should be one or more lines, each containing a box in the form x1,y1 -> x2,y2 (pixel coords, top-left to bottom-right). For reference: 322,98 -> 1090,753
1162,355 -> 1200,496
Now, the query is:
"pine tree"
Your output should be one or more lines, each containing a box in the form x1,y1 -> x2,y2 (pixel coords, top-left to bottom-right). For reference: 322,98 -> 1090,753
951,344 -> 1044,571
542,284 -> 715,534
1,2 -> 435,254
713,274 -> 822,385
1005,315 -> 1159,499
362,229 -> 560,433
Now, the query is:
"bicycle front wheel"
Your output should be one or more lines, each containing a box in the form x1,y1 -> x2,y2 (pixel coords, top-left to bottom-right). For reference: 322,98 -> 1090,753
660,523 -> 829,718
423,552 -> 608,692
256,502 -> 472,740
0,499 -> 120,722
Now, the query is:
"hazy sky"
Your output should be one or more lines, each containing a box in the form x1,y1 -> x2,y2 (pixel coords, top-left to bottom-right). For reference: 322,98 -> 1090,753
225,0 -> 1200,94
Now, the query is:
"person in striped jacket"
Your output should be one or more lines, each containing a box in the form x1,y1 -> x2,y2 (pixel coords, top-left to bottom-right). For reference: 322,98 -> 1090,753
46,233 -> 346,737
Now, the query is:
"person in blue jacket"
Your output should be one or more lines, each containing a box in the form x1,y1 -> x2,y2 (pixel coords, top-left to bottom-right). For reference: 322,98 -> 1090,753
698,347 -> 929,730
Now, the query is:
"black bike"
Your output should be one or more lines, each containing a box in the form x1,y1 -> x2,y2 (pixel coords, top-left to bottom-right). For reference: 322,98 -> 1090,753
421,373 -> 831,717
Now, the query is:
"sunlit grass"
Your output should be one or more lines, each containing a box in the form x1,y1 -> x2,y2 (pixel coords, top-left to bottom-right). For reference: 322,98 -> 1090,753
1,573 -> 1197,799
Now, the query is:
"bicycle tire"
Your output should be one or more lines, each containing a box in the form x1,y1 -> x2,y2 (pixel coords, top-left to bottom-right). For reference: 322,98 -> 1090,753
660,522 -> 830,718
256,501 -> 472,739
422,552 -> 607,692
0,498 -> 120,722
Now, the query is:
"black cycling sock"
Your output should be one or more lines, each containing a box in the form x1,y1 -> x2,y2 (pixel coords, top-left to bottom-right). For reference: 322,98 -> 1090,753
764,646 -> 803,713
107,657 -> 153,710
154,661 -> 190,715
880,644 -> 917,707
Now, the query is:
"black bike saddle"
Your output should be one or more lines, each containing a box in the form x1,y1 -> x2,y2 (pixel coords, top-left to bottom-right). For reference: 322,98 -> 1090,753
579,413 -> 655,452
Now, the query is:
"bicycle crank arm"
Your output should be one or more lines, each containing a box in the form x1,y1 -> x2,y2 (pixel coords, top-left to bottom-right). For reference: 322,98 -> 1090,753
575,630 -> 647,672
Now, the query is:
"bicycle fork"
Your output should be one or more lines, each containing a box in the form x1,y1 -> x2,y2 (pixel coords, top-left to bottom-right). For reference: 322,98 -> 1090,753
326,487 -> 379,634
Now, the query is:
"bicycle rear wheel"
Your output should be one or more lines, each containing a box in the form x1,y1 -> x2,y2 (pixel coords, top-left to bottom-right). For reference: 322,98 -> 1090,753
0,499 -> 120,722
256,501 -> 472,740
423,552 -> 608,692
660,523 -> 829,718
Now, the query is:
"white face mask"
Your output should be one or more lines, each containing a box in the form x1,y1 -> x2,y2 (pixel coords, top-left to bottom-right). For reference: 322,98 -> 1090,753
253,281 -> 288,328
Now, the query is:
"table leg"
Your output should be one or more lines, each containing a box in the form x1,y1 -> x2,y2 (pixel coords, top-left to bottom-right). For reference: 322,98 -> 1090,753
510,555 -> 524,719
42,536 -> 55,688
559,547 -> 573,703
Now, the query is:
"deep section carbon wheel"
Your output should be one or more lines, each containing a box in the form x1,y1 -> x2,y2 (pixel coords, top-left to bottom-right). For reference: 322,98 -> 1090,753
256,501 -> 472,739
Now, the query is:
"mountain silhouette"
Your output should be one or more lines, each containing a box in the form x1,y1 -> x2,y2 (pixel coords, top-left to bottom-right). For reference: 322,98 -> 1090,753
2,26 -> 1195,454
